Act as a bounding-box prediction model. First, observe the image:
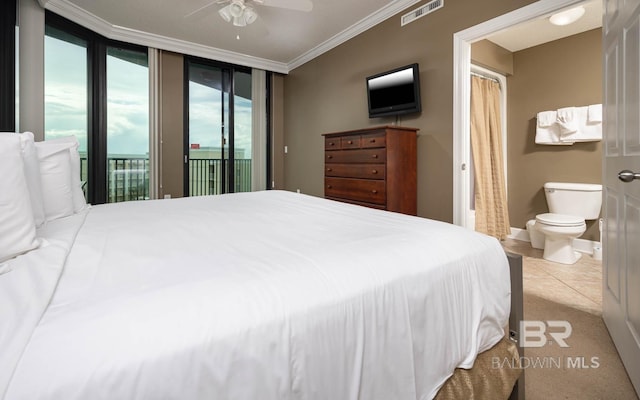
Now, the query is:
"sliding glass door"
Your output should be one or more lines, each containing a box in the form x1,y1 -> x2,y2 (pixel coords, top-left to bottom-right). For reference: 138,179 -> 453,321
185,59 -> 252,196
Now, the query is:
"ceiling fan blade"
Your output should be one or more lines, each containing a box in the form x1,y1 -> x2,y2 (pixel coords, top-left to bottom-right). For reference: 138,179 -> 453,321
184,0 -> 228,18
260,0 -> 312,12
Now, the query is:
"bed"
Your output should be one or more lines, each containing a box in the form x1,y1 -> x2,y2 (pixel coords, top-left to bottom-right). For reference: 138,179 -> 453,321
2,123 -> 523,400
1,186 -> 523,400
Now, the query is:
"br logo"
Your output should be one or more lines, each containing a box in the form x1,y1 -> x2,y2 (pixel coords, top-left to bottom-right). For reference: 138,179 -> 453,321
519,320 -> 572,348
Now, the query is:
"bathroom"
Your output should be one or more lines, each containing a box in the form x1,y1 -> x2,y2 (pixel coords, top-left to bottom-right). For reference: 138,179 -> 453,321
471,25 -> 602,260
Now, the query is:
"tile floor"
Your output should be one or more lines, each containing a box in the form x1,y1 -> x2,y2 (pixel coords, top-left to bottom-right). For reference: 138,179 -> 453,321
501,238 -> 602,316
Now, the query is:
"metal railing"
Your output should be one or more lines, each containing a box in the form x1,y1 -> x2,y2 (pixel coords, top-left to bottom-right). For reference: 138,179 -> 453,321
80,158 -> 251,203
189,158 -> 252,196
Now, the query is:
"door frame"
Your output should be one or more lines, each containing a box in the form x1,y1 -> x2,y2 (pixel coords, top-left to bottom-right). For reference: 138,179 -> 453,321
452,0 -> 587,228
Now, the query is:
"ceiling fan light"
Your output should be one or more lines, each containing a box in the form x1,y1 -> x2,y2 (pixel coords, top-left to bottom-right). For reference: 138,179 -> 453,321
549,6 -> 585,26
229,0 -> 245,18
244,6 -> 258,24
233,15 -> 247,27
218,5 -> 233,22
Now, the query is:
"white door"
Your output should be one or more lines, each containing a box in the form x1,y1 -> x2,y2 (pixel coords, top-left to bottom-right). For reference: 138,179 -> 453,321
603,0 -> 640,395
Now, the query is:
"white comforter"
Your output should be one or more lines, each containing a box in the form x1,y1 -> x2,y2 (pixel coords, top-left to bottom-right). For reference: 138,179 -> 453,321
2,191 -> 510,400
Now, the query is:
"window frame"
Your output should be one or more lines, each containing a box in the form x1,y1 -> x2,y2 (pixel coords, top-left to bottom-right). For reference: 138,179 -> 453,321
0,0 -> 17,131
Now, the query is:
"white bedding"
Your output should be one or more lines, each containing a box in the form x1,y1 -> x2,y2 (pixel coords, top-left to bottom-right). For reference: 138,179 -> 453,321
2,190 -> 510,400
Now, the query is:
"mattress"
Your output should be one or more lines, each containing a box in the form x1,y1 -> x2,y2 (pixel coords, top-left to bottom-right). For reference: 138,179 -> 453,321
1,190 -> 511,400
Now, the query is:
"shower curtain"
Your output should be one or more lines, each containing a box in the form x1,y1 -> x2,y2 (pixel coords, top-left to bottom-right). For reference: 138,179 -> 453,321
470,75 -> 510,240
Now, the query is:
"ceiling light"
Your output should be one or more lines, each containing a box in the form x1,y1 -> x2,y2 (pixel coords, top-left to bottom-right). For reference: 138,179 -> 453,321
233,15 -> 247,27
243,6 -> 258,24
218,5 -> 233,22
229,0 -> 244,18
549,6 -> 586,26
218,0 -> 258,27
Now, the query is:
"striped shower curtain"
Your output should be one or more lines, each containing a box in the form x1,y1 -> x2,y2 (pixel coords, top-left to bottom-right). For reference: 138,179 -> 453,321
470,75 -> 510,240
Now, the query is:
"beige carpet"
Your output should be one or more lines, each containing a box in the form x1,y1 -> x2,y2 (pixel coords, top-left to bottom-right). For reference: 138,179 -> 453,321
523,292 -> 638,399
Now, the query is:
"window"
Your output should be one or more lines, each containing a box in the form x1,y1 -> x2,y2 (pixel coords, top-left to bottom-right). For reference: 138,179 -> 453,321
44,12 -> 149,204
106,47 -> 149,202
44,25 -> 89,187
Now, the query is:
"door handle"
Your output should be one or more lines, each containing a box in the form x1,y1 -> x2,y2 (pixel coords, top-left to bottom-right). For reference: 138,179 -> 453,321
618,170 -> 640,182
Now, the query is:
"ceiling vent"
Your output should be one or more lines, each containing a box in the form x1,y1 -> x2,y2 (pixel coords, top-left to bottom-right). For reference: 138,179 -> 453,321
401,0 -> 443,26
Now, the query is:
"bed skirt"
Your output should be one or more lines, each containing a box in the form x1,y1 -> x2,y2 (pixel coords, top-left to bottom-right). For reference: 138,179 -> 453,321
435,335 -> 522,400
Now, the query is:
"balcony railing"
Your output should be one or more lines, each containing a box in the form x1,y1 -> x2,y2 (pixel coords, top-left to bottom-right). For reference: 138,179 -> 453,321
189,159 -> 252,196
80,158 -> 252,203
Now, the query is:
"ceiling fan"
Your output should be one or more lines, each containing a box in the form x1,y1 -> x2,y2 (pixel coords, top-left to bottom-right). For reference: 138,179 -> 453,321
186,0 -> 313,27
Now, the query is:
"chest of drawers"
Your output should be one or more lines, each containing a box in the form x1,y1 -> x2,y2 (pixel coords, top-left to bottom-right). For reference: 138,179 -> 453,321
322,126 -> 417,215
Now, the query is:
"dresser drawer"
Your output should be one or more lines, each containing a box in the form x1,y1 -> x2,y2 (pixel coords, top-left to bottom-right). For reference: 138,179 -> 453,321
325,148 -> 386,164
325,137 -> 341,150
325,163 -> 385,179
340,136 -> 360,149
361,132 -> 386,148
325,177 -> 386,205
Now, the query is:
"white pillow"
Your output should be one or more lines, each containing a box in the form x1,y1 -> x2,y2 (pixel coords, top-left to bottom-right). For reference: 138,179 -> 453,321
36,136 -> 86,213
0,132 -> 45,227
35,141 -> 75,221
0,135 -> 41,262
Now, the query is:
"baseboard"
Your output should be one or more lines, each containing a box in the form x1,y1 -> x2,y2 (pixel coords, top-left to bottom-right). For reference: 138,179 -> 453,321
509,227 -> 600,255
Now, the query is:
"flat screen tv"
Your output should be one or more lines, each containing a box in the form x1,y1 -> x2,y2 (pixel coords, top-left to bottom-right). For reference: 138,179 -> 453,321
366,63 -> 421,118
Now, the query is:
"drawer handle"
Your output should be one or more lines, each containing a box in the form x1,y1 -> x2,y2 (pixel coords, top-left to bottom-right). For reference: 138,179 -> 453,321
327,168 -> 332,172
372,154 -> 378,159
372,190 -> 378,194
372,169 -> 378,174
327,155 -> 333,159
327,185 -> 332,189
329,142 -> 335,146
347,140 -> 353,144
370,139 -> 376,143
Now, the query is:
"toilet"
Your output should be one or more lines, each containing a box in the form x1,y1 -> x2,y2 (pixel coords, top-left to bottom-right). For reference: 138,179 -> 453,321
531,182 -> 602,265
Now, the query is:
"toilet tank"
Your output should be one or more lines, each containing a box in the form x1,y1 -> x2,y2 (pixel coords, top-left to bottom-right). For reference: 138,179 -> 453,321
544,182 -> 602,219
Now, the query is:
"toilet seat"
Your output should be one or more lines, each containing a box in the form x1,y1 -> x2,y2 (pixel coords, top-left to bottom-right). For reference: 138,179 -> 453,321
535,213 -> 584,227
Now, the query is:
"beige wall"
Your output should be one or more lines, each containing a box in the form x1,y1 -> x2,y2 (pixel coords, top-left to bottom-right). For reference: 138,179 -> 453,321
282,0 -> 536,222
471,40 -> 513,76
507,28 -> 602,241
159,51 -> 184,198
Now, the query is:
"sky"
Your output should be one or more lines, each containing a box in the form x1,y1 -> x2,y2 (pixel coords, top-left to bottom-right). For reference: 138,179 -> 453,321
44,35 -> 252,159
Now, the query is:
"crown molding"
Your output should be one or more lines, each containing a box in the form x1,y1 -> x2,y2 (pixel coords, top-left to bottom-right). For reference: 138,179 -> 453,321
43,0 -> 289,74
43,0 -> 425,74
286,0 -> 423,71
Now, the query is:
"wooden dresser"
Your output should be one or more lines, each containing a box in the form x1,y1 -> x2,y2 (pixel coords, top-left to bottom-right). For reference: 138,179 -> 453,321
322,126 -> 417,215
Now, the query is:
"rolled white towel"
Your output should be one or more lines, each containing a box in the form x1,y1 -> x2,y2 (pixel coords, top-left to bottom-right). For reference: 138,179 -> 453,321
588,104 -> 602,123
537,111 -> 557,127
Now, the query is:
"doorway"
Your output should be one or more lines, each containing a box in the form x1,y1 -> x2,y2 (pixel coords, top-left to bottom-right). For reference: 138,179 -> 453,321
453,0 -> 601,234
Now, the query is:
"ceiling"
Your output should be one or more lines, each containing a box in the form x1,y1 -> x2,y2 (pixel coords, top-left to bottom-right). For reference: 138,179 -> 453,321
41,0 -> 424,73
40,0 -> 603,73
487,0 -> 602,52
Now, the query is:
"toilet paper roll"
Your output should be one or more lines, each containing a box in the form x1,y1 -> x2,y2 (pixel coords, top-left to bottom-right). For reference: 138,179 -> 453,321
592,246 -> 602,261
